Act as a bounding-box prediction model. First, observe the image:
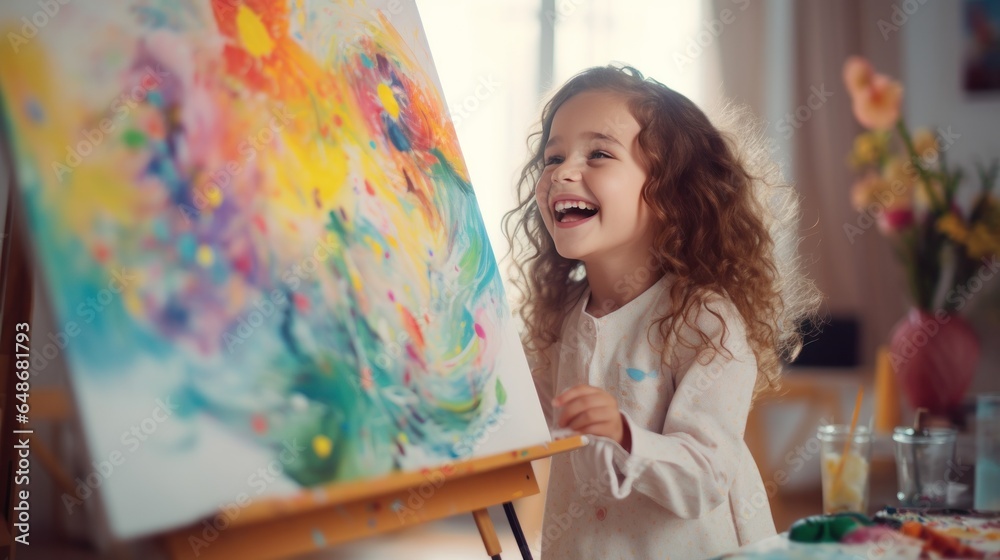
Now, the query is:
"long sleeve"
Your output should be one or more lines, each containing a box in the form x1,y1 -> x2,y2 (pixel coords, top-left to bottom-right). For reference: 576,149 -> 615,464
527,343 -> 557,429
569,299 -> 758,519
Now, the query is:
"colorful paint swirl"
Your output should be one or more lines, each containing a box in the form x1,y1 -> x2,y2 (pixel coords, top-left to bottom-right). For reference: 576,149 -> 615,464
0,0 -> 510,527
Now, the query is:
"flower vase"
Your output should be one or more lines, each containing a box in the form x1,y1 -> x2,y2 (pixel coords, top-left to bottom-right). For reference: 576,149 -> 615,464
889,308 -> 980,419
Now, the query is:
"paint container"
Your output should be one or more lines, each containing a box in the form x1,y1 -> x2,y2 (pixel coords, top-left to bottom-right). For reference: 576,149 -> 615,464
892,426 -> 957,507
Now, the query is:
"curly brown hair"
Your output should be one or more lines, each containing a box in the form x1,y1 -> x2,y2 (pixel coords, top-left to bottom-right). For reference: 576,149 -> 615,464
502,65 -> 819,399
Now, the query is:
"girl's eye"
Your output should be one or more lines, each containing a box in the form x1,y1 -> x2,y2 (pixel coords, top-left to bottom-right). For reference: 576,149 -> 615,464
589,150 -> 612,160
543,155 -> 563,166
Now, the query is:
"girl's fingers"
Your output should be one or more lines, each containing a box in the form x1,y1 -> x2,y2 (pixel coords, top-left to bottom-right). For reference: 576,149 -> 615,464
556,394 -> 608,426
553,384 -> 600,407
563,404 -> 616,431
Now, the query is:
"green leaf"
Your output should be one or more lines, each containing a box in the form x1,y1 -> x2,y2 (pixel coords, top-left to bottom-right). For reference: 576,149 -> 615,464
495,378 -> 507,406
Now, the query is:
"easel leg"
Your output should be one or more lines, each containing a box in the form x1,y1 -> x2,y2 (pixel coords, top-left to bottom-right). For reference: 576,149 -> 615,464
502,502 -> 533,560
471,508 -> 502,560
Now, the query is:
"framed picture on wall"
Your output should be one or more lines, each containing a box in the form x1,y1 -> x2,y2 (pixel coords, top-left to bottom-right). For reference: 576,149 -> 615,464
963,0 -> 1000,92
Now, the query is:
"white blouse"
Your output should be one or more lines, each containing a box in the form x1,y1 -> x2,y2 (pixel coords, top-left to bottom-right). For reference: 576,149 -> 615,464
531,275 -> 776,559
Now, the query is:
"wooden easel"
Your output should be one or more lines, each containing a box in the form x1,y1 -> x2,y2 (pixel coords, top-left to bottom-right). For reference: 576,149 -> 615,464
161,436 -> 584,560
0,178 -> 586,560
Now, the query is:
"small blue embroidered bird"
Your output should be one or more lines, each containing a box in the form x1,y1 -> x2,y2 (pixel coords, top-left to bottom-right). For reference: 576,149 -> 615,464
625,367 -> 658,382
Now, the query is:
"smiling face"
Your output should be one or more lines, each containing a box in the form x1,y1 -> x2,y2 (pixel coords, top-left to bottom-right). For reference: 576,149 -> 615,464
535,90 -> 656,270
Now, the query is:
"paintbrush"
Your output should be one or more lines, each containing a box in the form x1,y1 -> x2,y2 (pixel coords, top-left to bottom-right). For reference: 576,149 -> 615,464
832,385 -> 864,497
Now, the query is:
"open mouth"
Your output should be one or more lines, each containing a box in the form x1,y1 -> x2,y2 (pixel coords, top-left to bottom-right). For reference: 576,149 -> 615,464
553,200 -> 599,224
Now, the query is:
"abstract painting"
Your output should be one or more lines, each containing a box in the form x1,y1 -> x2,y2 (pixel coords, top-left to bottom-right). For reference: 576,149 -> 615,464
0,0 -> 547,539
964,0 -> 1000,92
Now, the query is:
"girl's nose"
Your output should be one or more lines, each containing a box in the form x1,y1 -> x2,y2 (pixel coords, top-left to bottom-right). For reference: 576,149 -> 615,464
551,159 -> 581,183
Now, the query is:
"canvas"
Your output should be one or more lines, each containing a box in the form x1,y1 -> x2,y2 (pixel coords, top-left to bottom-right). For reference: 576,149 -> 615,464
0,0 -> 548,539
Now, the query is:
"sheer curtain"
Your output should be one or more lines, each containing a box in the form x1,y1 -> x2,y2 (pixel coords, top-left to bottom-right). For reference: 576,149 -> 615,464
712,0 -> 907,368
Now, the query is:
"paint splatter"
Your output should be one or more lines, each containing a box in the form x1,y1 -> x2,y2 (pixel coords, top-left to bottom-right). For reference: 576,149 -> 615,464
312,528 -> 326,547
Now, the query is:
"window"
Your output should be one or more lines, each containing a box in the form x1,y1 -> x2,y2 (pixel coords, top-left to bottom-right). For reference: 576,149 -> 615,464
417,1 -> 707,268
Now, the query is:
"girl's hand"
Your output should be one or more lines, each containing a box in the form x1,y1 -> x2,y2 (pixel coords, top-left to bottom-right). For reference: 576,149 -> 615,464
553,384 -> 632,452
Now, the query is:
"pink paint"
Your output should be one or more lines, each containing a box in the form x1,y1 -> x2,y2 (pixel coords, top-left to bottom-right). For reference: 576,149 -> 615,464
387,291 -> 395,302
233,253 -> 252,274
252,215 -> 267,233
474,323 -> 485,339
293,293 -> 310,311
251,414 -> 267,434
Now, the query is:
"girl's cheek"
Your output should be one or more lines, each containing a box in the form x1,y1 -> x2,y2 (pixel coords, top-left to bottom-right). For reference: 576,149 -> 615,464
534,177 -> 550,211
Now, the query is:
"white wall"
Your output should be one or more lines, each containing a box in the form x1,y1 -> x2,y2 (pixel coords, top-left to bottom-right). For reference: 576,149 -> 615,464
903,0 -> 1000,394
904,1 -> 1000,185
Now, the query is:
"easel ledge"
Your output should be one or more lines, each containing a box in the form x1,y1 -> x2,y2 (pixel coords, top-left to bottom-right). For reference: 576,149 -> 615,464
161,435 -> 587,560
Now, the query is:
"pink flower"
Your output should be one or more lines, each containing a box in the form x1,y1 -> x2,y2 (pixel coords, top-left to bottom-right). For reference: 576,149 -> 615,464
843,56 -> 904,131
878,207 -> 915,234
852,74 -> 904,131
843,56 -> 873,98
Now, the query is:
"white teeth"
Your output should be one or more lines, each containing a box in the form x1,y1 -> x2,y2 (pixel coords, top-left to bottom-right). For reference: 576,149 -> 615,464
553,200 -> 598,212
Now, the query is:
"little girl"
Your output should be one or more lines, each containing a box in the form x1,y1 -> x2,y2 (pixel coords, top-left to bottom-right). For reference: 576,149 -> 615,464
503,66 -> 820,559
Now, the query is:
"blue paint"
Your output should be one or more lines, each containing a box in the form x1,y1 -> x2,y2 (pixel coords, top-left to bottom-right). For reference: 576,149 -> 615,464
382,114 -> 411,151
311,528 -> 325,547
152,219 -> 170,241
176,233 -> 197,262
360,53 -> 374,69
25,99 -> 43,122
146,90 -> 164,108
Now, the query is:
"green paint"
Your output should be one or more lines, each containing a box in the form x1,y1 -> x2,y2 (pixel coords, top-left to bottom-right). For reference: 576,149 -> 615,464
496,378 -> 506,405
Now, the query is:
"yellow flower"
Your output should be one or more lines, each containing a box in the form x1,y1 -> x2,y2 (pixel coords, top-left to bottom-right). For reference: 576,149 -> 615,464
850,132 -> 888,168
937,213 -> 969,243
913,128 -> 939,163
850,171 -> 892,211
882,157 -> 917,200
965,223 -> 1000,259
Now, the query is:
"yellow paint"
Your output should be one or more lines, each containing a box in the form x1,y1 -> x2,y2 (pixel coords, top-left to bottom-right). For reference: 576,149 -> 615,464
196,245 -> 214,267
236,5 -> 275,58
312,435 -> 333,458
397,432 -> 409,444
123,287 -> 143,316
267,125 -> 348,214
205,186 -> 223,208
377,83 -> 400,119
